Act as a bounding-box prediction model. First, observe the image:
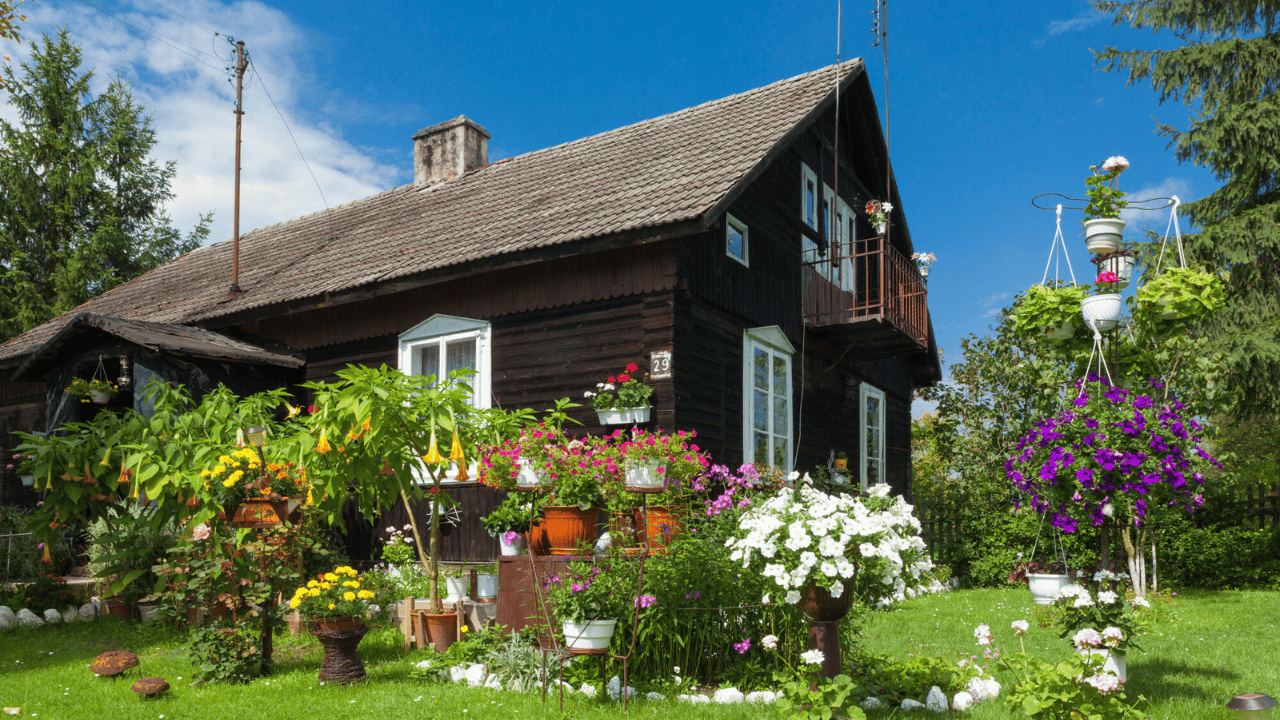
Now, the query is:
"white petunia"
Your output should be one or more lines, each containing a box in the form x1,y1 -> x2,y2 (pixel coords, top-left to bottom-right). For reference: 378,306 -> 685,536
800,649 -> 825,665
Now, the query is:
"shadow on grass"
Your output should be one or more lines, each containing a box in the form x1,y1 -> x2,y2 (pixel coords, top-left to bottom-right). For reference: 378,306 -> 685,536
1129,656 -> 1240,702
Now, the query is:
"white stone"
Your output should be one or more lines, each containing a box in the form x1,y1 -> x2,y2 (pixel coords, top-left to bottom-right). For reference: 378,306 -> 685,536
464,663 -> 487,687
678,694 -> 710,704
579,683 -> 596,698
966,676 -> 1002,702
746,691 -> 778,704
61,606 -> 76,624
861,696 -> 885,710
484,673 -> 502,690
509,679 -> 524,693
0,613 -> 14,631
646,692 -> 666,701
0,606 -> 13,620
952,692 -> 974,712
558,680 -> 575,694
594,532 -> 612,555
901,699 -> 926,711
607,676 -> 621,699
926,686 -> 948,712
43,608 -> 61,624
449,665 -> 467,684
713,687 -> 745,704
78,603 -> 95,622
16,609 -> 43,628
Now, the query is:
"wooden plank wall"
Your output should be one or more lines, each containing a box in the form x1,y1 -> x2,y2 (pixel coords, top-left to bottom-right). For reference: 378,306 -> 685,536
0,372 -> 46,506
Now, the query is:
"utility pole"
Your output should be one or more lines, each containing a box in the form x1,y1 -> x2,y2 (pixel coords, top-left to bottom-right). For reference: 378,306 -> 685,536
229,39 -> 247,296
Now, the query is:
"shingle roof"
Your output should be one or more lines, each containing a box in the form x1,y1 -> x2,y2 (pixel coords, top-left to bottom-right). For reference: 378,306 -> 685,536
0,60 -> 863,365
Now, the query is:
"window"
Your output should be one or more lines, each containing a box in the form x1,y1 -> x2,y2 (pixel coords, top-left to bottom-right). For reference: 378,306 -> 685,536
801,163 -> 819,268
859,383 -> 886,491
743,327 -> 794,469
726,213 -> 749,266
834,198 -> 855,292
398,314 -> 492,409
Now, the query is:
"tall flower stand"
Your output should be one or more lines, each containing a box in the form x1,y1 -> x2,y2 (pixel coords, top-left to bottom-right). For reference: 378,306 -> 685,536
800,583 -> 853,679
313,623 -> 371,683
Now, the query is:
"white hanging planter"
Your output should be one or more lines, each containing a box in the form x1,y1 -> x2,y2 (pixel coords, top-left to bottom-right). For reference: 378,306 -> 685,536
1097,254 -> 1136,289
623,461 -> 664,489
1083,218 -> 1125,253
1044,318 -> 1076,341
596,407 -> 651,425
515,458 -> 544,488
1027,573 -> 1072,605
562,618 -> 617,652
1081,294 -> 1123,332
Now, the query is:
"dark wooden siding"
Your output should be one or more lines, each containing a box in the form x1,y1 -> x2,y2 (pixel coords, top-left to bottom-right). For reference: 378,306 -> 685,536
0,372 -> 46,506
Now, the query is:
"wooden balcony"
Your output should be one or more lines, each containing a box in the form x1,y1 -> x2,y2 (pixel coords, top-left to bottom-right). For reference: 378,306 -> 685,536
802,235 -> 929,357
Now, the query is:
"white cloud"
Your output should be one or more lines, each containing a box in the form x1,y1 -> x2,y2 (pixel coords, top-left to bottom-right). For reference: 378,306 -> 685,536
1118,176 -> 1194,245
0,0 -> 401,247
1047,10 -> 1106,36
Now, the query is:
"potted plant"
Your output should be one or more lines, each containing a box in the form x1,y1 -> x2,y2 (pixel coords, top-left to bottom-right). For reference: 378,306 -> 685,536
1012,283 -> 1092,342
1008,555 -> 1072,604
440,565 -> 471,602
832,451 -> 848,470
473,562 -> 499,603
1094,250 -> 1136,289
912,252 -> 936,279
586,363 -> 654,425
480,493 -> 545,556
1133,266 -> 1225,322
481,424 -> 564,489
10,453 -> 35,487
1083,156 -> 1129,253
542,438 -> 607,554
865,199 -> 893,234
544,551 -> 635,653
289,565 -> 375,630
65,377 -> 119,404
1081,271 -> 1124,332
1049,582 -> 1146,679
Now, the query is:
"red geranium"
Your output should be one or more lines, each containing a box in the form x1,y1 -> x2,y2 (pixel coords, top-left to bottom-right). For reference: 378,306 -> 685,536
625,362 -> 639,373
608,376 -> 616,383
618,374 -> 631,383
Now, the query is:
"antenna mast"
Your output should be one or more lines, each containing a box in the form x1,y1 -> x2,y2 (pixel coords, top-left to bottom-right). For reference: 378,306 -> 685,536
230,40 -> 247,296
871,1 -> 891,212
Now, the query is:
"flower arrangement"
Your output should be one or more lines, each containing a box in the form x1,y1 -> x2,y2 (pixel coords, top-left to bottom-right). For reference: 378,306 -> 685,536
1084,156 -> 1130,220
544,554 -> 636,623
1095,271 -> 1121,292
912,251 -> 936,276
1006,375 -> 1218,533
866,199 -> 893,230
200,448 -> 263,509
725,482 -> 938,608
584,362 -> 654,412
544,437 -> 611,509
381,525 -> 417,566
64,377 -> 117,402
1133,266 -> 1225,323
479,493 -> 545,537
288,565 -> 376,619
479,423 -> 568,489
1011,283 -> 1092,343
1050,583 -> 1145,652
1007,555 -> 1069,584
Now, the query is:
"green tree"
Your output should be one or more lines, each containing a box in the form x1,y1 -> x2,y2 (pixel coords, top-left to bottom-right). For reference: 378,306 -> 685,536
0,29 -> 210,341
1094,1 -> 1280,418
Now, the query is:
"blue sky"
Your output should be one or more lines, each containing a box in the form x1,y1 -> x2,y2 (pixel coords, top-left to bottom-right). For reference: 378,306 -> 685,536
3,0 -> 1216,401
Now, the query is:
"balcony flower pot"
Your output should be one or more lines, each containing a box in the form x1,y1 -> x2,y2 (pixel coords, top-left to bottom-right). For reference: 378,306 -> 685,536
624,460 -> 664,491
475,574 -> 498,603
499,532 -> 527,556
1081,294 -> 1122,332
1027,573 -> 1072,605
515,458 -> 544,488
562,618 -> 616,654
1083,218 -> 1125,253
596,406 -> 651,426
543,506 -> 600,555
833,457 -> 848,470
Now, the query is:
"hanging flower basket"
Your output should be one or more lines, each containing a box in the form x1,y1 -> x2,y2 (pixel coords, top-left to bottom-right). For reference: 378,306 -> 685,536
1027,573 -> 1072,605
1080,294 -> 1122,332
623,460 -> 664,491
1095,252 -> 1136,289
1083,218 -> 1125,253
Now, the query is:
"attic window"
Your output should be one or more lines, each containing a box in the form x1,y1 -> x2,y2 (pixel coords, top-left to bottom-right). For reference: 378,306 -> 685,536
726,213 -> 749,266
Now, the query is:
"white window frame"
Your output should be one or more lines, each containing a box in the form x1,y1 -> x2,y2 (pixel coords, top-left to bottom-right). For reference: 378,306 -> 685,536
859,383 -> 886,491
742,326 -> 795,470
801,163 -> 819,269
726,213 -> 749,267
398,314 -> 492,484
835,197 -> 856,292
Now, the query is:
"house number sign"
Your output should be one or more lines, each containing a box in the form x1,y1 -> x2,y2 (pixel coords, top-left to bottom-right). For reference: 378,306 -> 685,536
650,350 -> 673,380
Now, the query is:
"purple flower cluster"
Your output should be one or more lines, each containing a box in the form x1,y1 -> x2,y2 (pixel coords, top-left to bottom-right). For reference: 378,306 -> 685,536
634,594 -> 657,608
697,463 -> 760,516
1006,376 -> 1217,531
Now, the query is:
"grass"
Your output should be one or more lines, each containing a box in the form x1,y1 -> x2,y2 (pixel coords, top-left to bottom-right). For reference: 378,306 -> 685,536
0,588 -> 1275,719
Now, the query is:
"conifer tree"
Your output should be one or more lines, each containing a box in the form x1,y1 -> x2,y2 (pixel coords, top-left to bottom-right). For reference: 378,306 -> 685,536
0,29 -> 211,342
1094,1 -> 1280,418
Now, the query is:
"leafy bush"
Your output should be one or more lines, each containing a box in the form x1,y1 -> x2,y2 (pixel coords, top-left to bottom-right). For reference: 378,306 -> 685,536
1155,518 -> 1280,589
849,648 -> 986,705
0,505 -> 71,581
1,572 -> 75,614
188,621 -> 260,684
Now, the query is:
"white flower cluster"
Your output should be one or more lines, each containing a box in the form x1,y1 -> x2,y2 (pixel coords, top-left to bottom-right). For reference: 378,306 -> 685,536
1052,584 -> 1095,607
1101,156 -> 1129,173
725,484 -> 937,607
1092,569 -> 1127,583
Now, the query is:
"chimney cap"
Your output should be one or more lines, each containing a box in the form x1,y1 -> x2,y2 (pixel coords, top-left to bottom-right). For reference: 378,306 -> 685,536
412,115 -> 491,141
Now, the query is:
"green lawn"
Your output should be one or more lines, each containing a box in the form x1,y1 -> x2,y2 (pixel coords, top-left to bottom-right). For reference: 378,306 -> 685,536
0,588 -> 1275,719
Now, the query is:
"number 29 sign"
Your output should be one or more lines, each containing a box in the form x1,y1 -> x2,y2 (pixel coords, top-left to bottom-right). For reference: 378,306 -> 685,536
649,350 -> 672,381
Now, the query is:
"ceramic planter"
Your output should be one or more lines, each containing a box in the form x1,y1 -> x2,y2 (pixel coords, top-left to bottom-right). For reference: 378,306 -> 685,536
1027,573 -> 1072,605
1081,294 -> 1122,332
1083,218 -> 1125,253
1080,649 -> 1127,680
420,612 -> 458,654
90,391 -> 112,404
833,458 -> 848,470
499,534 -> 528,556
799,582 -> 853,622
20,475 -> 34,487
596,406 -> 651,425
623,460 -> 665,490
137,602 -> 162,624
543,506 -> 601,555
515,458 -> 544,488
562,618 -> 616,654
640,505 -> 685,549
444,576 -> 470,602
475,574 -> 498,602
1097,253 -> 1136,289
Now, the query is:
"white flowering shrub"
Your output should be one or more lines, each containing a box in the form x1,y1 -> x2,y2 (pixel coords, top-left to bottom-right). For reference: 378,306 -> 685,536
725,482 -> 939,607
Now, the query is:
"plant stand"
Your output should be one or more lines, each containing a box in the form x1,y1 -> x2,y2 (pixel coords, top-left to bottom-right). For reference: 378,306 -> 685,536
313,623 -> 370,684
799,583 -> 853,679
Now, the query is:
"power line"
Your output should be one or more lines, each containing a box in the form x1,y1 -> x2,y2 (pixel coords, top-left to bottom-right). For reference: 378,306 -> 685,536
138,0 -> 223,38
247,57 -> 329,212
72,0 -> 226,74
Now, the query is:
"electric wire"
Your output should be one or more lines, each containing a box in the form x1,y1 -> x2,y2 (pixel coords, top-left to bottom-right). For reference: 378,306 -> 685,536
71,0 -> 225,73
247,57 -> 329,212
138,0 -> 223,37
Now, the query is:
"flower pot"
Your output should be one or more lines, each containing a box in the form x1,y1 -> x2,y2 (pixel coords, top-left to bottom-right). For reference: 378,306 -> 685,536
90,391 -> 112,404
313,622 -> 370,684
137,602 -> 162,624
875,222 -> 888,235
516,458 -> 544,488
833,458 -> 848,470
475,574 -> 498,603
102,597 -> 132,621
228,497 -> 300,528
562,618 -> 616,654
596,407 -> 651,425
543,506 -> 601,555
1081,294 -> 1122,332
421,612 -> 458,654
799,583 -> 853,622
624,461 -> 664,490
311,615 -> 362,632
1027,573 -> 1072,605
527,519 -> 551,555
1083,218 -> 1125,253
444,576 -> 470,602
499,534 -> 528,556
20,475 -> 34,487
640,505 -> 685,550
1044,318 -> 1076,341
1079,648 -> 1127,680
1097,253 -> 1136,289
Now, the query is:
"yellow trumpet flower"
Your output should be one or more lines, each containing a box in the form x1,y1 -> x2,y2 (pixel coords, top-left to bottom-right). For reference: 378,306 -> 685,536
285,402 -> 301,419
316,428 -> 332,455
305,485 -> 315,505
422,426 -> 445,464
99,448 -> 112,467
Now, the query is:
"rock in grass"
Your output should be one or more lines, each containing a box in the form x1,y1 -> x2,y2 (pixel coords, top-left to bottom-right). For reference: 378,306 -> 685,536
484,673 -> 502,690
578,683 -> 596,698
61,606 -> 76,624
901,698 -> 926,711
713,687 -> 745,704
746,691 -> 778,704
131,677 -> 169,696
78,603 -> 96,622
91,651 -> 139,677
926,686 -> 948,712
953,691 -> 974,711
464,663 -> 486,687
16,609 -> 43,629
861,696 -> 885,710
0,614 -> 13,631
0,606 -> 13,620
449,665 -> 467,684
646,691 -> 666,701
42,609 -> 62,624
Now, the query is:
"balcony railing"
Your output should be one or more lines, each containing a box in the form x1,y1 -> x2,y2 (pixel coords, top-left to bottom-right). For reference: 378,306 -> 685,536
801,234 -> 929,349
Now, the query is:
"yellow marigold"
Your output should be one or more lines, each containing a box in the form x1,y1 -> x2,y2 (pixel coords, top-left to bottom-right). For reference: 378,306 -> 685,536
343,591 -> 356,602
219,454 -> 235,465
213,464 -> 226,475
323,572 -> 338,582
309,588 -> 321,597
222,478 -> 236,488
289,597 -> 301,609
227,469 -> 244,484
319,583 -> 332,590
342,581 -> 358,588
328,603 -> 335,610
307,580 -> 319,588
200,469 -> 212,478
357,590 -> 374,600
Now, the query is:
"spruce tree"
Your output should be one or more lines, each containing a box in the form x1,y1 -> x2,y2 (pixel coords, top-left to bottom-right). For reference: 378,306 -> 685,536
0,29 -> 211,342
1094,1 -> 1280,418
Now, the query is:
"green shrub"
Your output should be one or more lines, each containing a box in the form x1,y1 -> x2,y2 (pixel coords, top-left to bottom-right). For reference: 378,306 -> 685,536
0,506 -> 71,581
1155,519 -> 1280,589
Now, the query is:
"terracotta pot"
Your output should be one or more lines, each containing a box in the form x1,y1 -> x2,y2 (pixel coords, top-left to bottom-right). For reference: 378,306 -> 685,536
311,615 -> 362,632
833,458 -> 848,470
421,612 -> 458,653
640,506 -> 685,550
543,506 -> 600,555
526,519 -> 551,555
799,583 -> 853,622
228,497 -> 301,528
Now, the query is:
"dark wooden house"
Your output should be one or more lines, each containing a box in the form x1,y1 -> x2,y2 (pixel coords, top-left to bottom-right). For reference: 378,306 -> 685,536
0,60 -> 939,558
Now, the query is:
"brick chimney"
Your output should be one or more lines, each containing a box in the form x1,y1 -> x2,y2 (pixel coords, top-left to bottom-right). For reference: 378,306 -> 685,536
412,116 -> 490,186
